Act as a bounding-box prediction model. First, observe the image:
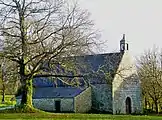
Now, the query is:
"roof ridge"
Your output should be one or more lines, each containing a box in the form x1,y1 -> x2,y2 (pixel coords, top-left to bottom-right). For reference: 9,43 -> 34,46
73,52 -> 122,57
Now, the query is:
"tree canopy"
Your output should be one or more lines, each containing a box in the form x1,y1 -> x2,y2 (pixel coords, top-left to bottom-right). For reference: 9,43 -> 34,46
0,0 -> 99,109
137,48 -> 162,113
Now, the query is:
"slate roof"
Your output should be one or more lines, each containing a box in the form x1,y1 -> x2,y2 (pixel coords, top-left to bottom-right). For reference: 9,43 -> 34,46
34,52 -> 123,87
33,77 -> 66,87
33,77 -> 85,87
17,87 -> 86,99
73,52 -> 123,83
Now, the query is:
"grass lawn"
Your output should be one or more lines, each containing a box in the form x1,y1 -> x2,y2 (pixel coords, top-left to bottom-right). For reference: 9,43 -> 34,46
0,95 -> 16,108
0,113 -> 162,120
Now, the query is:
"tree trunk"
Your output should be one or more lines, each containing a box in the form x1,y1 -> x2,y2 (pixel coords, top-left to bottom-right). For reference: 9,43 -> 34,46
155,101 -> 159,114
1,65 -> 5,103
1,83 -> 5,103
148,101 -> 151,109
20,78 -> 33,107
152,104 -> 154,110
144,97 -> 147,109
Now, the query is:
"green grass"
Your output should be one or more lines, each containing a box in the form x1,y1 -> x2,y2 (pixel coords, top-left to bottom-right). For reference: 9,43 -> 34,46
0,95 -> 16,108
0,113 -> 162,120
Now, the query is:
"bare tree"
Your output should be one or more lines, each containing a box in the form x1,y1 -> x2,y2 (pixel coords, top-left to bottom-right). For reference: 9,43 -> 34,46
137,48 -> 162,113
0,0 -> 98,109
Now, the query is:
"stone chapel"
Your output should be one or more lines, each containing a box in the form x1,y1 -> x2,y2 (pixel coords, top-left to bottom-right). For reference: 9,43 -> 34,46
17,34 -> 142,114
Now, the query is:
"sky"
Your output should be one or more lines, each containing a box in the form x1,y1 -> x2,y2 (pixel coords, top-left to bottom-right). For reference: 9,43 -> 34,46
78,0 -> 162,57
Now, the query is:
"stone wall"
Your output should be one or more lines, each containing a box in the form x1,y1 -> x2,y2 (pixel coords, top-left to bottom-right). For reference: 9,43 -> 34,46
60,98 -> 74,112
74,87 -> 91,113
91,84 -> 112,112
112,52 -> 142,114
16,98 -> 74,112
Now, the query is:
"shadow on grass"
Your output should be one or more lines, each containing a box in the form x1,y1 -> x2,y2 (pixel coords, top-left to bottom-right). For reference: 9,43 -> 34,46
0,105 -> 46,113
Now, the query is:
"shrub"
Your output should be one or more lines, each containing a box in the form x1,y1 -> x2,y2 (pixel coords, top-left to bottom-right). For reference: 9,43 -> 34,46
143,108 -> 156,115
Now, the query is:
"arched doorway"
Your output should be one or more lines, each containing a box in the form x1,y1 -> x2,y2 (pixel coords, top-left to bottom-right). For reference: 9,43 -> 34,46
125,97 -> 131,114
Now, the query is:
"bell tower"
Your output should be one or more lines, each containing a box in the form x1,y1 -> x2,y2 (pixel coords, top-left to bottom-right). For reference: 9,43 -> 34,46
120,34 -> 128,52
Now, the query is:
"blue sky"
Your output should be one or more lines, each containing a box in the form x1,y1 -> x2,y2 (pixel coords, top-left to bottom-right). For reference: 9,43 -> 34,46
78,0 -> 162,57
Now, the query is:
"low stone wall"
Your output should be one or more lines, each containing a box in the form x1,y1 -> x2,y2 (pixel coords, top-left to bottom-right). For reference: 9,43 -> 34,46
33,99 -> 54,111
16,98 -> 74,112
74,87 -> 91,113
60,98 -> 74,112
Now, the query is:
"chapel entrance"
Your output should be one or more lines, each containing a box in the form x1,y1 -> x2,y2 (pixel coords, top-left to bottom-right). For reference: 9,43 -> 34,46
125,97 -> 131,114
55,100 -> 61,113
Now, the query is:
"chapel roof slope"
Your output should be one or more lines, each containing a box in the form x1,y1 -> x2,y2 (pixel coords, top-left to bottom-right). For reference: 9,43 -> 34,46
17,87 -> 86,99
33,52 -> 124,86
73,52 -> 124,84
33,87 -> 86,98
